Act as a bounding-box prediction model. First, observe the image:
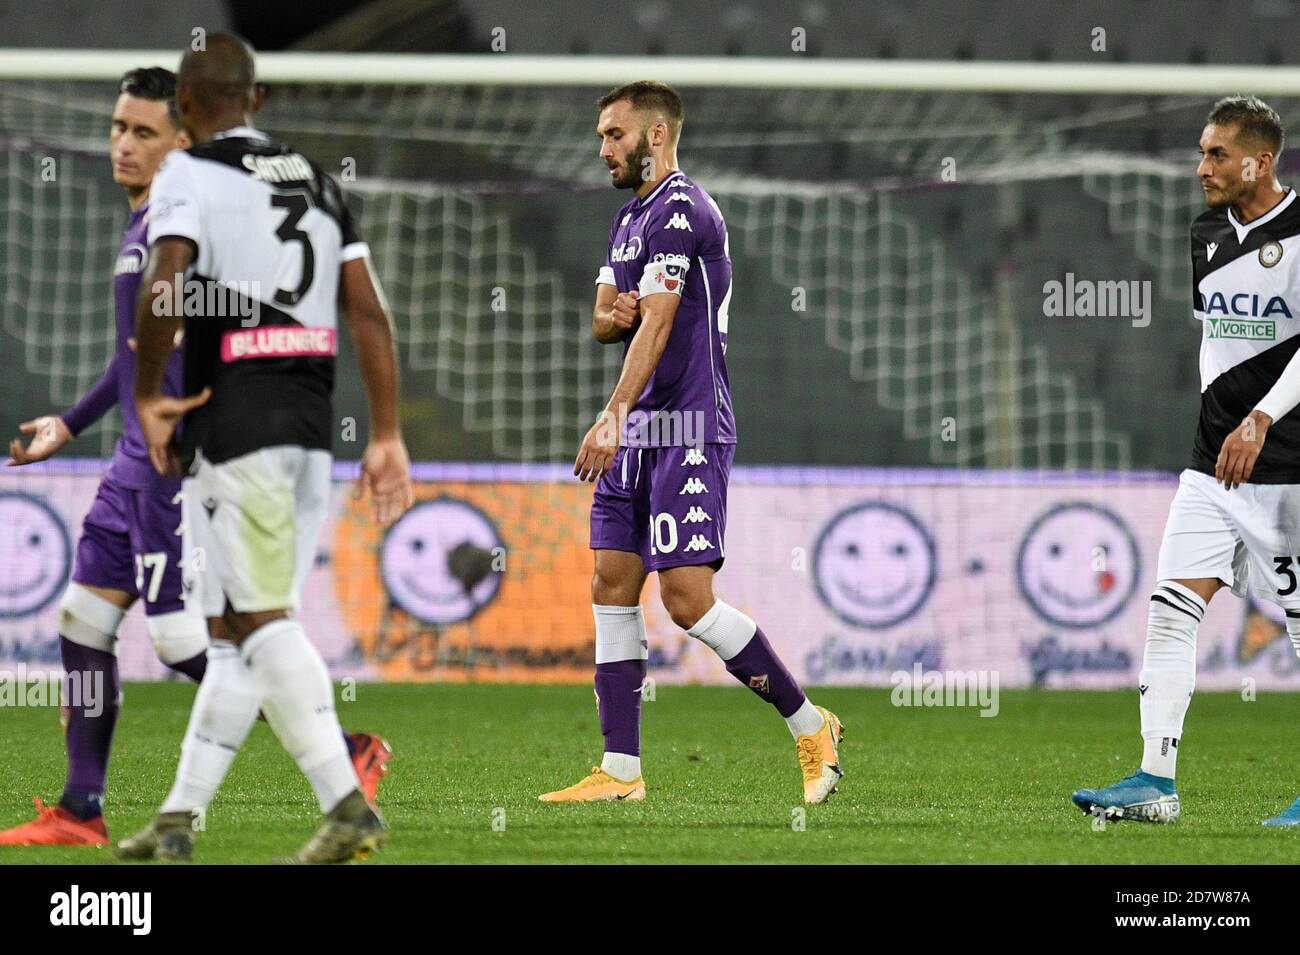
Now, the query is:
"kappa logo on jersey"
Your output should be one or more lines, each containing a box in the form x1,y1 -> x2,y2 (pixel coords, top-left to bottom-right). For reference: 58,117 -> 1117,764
1206,241 -> 1219,261
680,477 -> 708,494
682,534 -> 714,553
666,191 -> 695,204
1203,291 -> 1293,319
682,506 -> 712,523
682,447 -> 708,465
611,235 -> 643,262
666,212 -> 692,231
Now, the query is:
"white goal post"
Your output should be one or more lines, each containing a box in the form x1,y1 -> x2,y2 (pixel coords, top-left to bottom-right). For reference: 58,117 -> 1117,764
4,49 -> 1300,94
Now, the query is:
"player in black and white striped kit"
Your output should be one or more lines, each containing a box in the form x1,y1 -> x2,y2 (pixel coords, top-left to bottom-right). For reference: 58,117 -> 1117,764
117,34 -> 413,862
1073,97 -> 1300,827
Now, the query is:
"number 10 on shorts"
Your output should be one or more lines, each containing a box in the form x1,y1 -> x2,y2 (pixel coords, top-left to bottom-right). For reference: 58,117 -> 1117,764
649,513 -> 677,556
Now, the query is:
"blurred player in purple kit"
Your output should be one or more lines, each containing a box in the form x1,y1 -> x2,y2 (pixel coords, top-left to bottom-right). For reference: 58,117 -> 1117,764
540,81 -> 843,804
0,68 -> 389,849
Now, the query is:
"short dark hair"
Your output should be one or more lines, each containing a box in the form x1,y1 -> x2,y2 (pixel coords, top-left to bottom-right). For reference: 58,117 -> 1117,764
1207,95 -> 1284,155
119,67 -> 180,127
597,80 -> 684,141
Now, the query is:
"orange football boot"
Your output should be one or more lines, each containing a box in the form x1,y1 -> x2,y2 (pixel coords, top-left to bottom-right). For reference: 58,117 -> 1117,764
349,733 -> 393,804
0,797 -> 108,847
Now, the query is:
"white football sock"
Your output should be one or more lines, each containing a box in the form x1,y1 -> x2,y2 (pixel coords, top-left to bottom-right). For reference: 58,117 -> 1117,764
161,639 -> 259,815
601,752 -> 642,781
1139,582 -> 1203,780
241,618 -> 357,813
594,605 -> 646,781
1286,611 -> 1300,661
593,603 -> 647,664
1142,734 -> 1180,780
685,599 -> 755,660
785,698 -> 825,739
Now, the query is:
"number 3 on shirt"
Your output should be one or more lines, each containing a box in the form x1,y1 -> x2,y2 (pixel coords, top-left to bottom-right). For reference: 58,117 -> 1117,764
270,192 -> 315,306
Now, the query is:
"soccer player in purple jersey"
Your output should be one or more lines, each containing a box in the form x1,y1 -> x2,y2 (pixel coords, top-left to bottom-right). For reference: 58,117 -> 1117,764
0,69 -> 202,847
540,82 -> 844,805
0,69 -> 389,849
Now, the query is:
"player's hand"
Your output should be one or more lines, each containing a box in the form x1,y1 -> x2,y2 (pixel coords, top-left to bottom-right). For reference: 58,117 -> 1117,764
7,415 -> 72,466
574,414 -> 619,482
609,291 -> 640,332
136,388 -> 211,478
1216,410 -> 1271,490
355,435 -> 414,525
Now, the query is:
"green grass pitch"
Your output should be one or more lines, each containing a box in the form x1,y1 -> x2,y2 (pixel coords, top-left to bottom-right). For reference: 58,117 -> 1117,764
1,682 -> 1299,863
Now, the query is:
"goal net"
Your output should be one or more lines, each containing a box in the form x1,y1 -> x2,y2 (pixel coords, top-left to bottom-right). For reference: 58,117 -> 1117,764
4,59 -> 1270,469
5,55 -> 1300,687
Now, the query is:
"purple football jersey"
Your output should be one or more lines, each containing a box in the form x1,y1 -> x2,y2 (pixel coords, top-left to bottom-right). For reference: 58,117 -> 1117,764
104,205 -> 184,491
597,172 -> 736,448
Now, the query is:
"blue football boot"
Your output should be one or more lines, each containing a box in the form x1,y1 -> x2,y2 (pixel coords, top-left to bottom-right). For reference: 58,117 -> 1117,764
1071,769 -> 1180,823
1262,794 -> 1300,827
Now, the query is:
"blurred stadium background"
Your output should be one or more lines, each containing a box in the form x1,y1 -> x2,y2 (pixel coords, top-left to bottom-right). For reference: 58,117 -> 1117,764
4,0 -> 1300,690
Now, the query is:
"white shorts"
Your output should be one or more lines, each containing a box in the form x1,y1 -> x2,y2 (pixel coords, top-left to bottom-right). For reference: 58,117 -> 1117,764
180,445 -> 332,618
1156,468 -> 1300,608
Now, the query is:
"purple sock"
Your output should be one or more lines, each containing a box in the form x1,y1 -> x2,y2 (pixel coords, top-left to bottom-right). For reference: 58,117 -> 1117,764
58,636 -> 120,819
165,649 -> 207,683
595,659 -> 645,757
724,627 -> 807,718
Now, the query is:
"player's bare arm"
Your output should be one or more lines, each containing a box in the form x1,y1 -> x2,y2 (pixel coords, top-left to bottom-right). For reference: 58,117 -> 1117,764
1219,310 -> 1300,488
133,236 -> 210,477
340,254 -> 414,524
574,290 -> 679,481
7,415 -> 73,466
592,284 -> 638,343
1215,410 -> 1272,490
9,340 -> 123,466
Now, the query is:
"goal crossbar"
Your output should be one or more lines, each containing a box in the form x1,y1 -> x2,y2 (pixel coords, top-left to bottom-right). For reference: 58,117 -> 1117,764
4,50 -> 1300,94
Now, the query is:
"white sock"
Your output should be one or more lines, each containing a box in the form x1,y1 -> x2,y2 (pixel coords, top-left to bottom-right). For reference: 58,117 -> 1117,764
1286,611 -> 1300,661
601,752 -> 642,781
685,599 -> 755,660
593,603 -> 648,664
241,618 -> 357,813
1139,582 -> 1203,780
594,605 -> 647,781
785,698 -> 825,739
161,640 -> 259,815
1142,735 -> 1180,779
